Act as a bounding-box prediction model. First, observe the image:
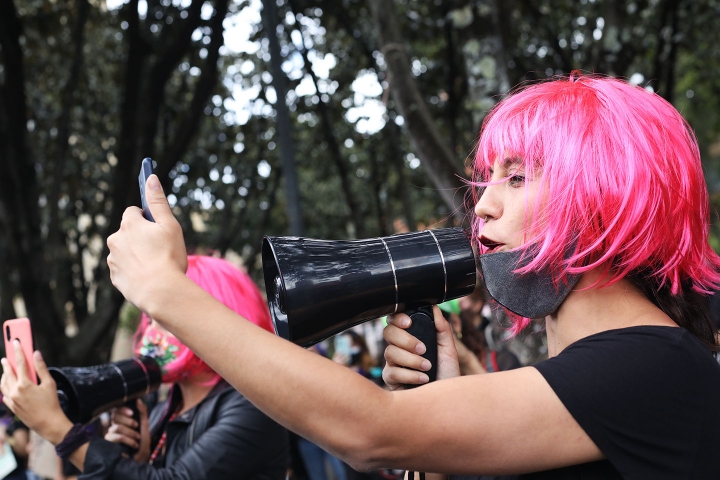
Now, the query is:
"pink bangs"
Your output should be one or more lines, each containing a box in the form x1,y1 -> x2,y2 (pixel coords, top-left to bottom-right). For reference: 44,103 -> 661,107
472,73 -> 720,330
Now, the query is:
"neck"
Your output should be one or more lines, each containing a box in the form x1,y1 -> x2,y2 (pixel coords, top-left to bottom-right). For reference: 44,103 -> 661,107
545,269 -> 677,357
176,373 -> 219,415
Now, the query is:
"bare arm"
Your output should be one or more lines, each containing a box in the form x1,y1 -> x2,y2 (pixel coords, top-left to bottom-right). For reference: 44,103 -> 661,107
105,175 -> 603,476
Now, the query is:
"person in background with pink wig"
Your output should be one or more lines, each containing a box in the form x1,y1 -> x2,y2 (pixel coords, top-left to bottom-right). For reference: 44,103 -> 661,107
16,73 -> 720,478
1,255 -> 288,480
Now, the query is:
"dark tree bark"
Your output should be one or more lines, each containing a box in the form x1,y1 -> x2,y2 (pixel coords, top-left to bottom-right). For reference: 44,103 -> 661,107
651,0 -> 681,102
138,0 -> 204,164
48,0 -> 90,320
367,143 -> 389,237
368,0 -> 466,219
156,0 -> 230,180
0,0 -> 67,362
262,0 -> 305,236
0,0 -> 233,365
289,1 -> 366,238
71,0 -> 232,365
385,119 -> 415,230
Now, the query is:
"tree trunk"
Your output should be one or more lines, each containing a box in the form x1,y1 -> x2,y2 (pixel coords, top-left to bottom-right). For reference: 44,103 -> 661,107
0,0 -> 67,363
290,6 -> 366,238
367,0 -> 466,219
262,0 -> 305,236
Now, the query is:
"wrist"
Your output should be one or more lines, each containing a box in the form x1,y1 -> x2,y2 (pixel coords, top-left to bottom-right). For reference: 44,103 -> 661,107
144,269 -> 191,319
46,418 -> 74,446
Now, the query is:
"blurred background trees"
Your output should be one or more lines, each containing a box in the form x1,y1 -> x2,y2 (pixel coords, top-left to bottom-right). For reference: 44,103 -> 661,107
1,0 -> 720,365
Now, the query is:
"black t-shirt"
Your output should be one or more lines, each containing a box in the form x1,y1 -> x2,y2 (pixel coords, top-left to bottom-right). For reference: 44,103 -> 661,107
454,326 -> 720,480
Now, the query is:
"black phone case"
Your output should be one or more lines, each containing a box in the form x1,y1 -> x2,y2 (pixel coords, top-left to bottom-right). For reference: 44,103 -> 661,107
138,157 -> 155,222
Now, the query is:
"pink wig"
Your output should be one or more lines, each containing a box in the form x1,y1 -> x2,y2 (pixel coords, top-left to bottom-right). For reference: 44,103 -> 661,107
473,73 -> 720,329
135,256 -> 274,372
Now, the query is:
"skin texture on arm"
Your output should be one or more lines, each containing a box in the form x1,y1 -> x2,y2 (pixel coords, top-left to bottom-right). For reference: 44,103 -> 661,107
104,175 -> 603,476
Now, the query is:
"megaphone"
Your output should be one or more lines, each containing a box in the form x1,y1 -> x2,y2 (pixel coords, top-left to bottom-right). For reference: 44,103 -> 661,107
262,228 -> 477,383
49,356 -> 161,425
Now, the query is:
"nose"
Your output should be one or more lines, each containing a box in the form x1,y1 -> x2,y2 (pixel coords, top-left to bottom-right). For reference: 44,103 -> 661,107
475,183 -> 502,223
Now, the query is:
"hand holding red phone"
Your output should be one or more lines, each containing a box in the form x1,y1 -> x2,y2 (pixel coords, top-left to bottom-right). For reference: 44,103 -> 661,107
0,340 -> 72,445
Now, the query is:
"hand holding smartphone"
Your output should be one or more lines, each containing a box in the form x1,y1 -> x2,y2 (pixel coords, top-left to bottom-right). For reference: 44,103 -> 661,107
3,318 -> 37,385
138,157 -> 155,222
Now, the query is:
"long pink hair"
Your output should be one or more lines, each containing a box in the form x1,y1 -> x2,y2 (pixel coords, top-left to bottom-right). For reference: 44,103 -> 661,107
134,255 -> 274,376
472,73 -> 720,333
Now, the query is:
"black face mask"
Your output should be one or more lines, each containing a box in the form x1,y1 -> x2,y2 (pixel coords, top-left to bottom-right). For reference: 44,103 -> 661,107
478,249 -> 581,319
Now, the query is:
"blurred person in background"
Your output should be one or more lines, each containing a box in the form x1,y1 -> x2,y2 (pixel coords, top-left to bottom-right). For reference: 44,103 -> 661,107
1,255 -> 288,480
332,331 -> 377,379
440,297 -> 521,375
3,420 -> 40,480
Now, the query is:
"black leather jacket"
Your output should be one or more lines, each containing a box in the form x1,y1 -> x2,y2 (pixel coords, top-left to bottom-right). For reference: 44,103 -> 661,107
80,381 -> 288,480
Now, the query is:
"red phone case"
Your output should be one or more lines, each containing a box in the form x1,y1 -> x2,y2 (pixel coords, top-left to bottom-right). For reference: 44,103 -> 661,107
3,318 -> 37,385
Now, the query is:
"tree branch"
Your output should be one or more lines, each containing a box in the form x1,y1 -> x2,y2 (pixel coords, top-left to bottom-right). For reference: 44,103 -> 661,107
367,0 -> 466,218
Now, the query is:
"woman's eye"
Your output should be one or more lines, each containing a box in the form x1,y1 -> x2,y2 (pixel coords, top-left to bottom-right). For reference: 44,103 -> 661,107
508,175 -> 525,187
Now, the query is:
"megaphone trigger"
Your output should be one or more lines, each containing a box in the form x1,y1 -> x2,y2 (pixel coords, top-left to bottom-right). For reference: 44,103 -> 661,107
403,306 -> 438,388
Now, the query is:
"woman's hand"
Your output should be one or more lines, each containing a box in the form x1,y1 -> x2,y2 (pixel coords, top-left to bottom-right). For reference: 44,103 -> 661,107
0,343 -> 73,445
105,399 -> 151,463
106,174 -> 188,316
382,306 -> 460,390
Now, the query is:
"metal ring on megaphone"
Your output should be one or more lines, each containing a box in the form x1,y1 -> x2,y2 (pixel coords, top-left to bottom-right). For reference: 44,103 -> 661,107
110,363 -> 129,403
427,230 -> 448,303
132,357 -> 152,395
379,237 -> 399,314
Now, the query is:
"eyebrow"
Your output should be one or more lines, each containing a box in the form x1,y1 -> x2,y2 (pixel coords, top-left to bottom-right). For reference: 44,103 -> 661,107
502,156 -> 524,169
487,156 -> 524,176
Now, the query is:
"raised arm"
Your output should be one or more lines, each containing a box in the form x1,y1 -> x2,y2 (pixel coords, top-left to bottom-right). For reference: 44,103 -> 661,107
105,176 -> 602,476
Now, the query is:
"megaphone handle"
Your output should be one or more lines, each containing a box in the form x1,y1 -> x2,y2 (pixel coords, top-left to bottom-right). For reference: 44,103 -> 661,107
121,399 -> 140,456
403,305 -> 438,388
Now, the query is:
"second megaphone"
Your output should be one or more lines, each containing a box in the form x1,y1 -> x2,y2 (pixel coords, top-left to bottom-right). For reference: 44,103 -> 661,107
262,227 -> 477,347
49,356 -> 161,425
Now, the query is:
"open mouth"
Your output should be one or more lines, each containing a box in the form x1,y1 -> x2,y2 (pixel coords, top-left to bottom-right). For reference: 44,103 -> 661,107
479,236 -> 503,254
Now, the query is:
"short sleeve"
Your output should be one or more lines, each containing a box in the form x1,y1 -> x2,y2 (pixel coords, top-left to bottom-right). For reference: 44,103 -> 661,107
533,327 -> 720,480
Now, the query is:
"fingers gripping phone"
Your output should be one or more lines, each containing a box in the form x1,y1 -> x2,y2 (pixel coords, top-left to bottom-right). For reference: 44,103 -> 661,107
138,157 -> 155,222
3,318 -> 37,385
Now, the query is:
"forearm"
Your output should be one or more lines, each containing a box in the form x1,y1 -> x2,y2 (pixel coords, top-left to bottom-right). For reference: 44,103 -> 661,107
147,273 -> 395,463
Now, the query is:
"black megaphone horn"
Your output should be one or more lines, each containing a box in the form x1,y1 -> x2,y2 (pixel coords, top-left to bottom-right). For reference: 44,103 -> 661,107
262,228 -> 477,384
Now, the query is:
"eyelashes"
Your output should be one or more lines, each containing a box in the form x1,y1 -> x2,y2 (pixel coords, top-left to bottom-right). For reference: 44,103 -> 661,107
508,175 -> 526,187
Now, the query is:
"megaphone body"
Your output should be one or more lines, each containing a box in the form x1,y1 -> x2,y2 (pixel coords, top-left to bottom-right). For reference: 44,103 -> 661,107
262,228 -> 477,382
49,356 -> 161,425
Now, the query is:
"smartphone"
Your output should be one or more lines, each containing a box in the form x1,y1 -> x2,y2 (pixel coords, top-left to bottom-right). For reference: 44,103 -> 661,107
3,318 -> 37,385
138,157 -> 155,222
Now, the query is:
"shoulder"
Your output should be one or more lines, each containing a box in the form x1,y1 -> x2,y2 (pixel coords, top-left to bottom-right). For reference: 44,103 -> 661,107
535,326 -> 720,418
533,326 -> 720,476
545,325 -> 716,370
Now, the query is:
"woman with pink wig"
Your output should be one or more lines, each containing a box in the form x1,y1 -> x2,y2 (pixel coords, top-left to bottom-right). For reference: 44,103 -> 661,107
11,73 -> 720,479
1,256 -> 288,479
